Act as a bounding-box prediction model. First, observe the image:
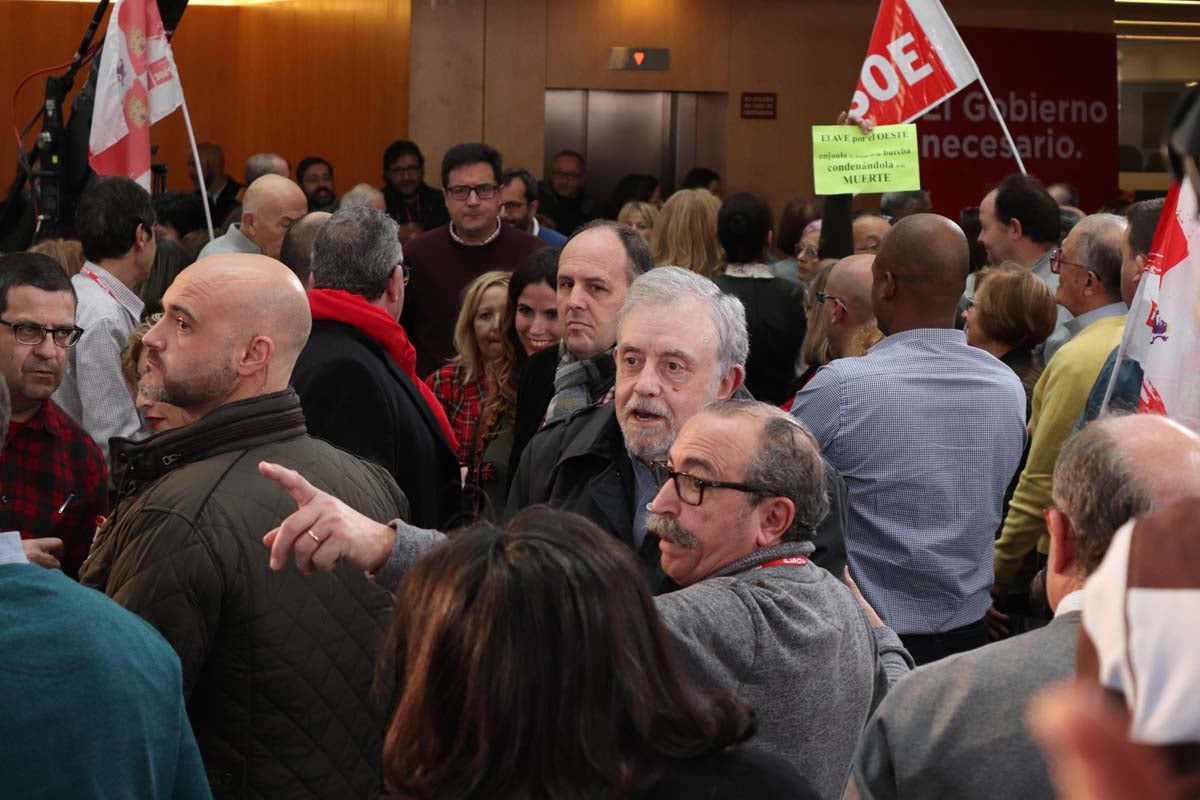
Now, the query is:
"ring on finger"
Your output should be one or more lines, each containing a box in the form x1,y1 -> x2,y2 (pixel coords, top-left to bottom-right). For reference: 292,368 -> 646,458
306,529 -> 322,545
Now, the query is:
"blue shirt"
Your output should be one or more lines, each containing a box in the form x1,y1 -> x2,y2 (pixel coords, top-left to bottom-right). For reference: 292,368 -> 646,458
533,219 -> 569,248
791,329 -> 1026,635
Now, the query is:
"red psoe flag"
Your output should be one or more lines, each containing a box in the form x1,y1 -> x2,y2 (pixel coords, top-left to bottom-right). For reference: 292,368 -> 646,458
88,0 -> 184,188
849,0 -> 979,125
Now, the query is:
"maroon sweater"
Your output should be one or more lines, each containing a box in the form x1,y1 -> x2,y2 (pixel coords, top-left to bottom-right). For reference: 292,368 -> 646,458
401,222 -> 545,376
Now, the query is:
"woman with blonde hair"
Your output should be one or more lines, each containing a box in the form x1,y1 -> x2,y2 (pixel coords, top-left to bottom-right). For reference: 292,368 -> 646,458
618,201 -> 658,242
425,271 -> 510,468
27,238 -> 85,276
651,189 -> 723,277
793,261 -> 837,392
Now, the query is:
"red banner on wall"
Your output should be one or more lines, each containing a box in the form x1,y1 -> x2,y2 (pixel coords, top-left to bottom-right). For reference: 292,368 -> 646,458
915,27 -> 1118,216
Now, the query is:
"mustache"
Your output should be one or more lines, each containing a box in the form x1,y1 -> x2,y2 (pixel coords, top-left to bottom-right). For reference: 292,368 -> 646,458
646,512 -> 698,548
623,398 -> 672,418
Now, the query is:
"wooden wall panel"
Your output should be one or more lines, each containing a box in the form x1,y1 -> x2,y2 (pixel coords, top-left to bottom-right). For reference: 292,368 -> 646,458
153,7 -> 242,192
483,0 -> 547,176
235,0 -> 411,192
546,0 -> 730,92
3,0 -> 410,198
408,0 -> 485,178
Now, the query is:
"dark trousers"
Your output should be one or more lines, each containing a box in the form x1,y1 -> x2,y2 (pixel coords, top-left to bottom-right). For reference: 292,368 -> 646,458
900,619 -> 991,666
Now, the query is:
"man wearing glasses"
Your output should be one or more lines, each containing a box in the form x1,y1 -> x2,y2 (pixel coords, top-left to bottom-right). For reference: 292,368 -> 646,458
292,206 -> 463,530
993,214 -> 1129,625
400,142 -> 544,376
0,252 -> 108,579
537,149 -> 596,236
255,396 -> 908,800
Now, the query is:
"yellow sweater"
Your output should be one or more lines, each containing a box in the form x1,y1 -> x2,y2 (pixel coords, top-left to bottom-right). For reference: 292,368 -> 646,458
994,314 -> 1127,585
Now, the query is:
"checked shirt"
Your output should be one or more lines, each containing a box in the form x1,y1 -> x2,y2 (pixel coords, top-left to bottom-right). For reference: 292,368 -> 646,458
0,401 -> 108,579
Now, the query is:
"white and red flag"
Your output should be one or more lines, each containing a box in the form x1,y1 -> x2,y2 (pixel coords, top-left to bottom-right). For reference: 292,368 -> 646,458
1118,180 -> 1200,429
88,0 -> 184,188
849,0 -> 980,125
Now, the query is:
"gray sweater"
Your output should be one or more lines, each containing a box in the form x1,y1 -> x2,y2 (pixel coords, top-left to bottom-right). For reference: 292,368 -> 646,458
377,531 -> 911,799
656,541 -> 910,799
847,610 -> 1081,800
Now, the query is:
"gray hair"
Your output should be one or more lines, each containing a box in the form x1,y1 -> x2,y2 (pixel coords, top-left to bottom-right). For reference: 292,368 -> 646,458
1071,213 -> 1127,301
311,206 -> 401,300
245,152 -> 290,185
570,219 -> 653,284
340,183 -> 386,210
1053,416 -> 1153,576
1054,414 -> 1200,576
880,189 -> 931,219
703,399 -> 829,541
619,266 -> 749,376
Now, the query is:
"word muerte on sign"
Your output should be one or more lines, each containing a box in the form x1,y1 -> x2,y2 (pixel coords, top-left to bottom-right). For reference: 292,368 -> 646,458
812,124 -> 921,195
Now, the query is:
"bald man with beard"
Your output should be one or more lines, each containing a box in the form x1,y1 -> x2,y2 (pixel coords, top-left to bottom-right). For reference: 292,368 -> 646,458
198,174 -> 308,261
791,214 -> 1026,666
81,254 -> 409,800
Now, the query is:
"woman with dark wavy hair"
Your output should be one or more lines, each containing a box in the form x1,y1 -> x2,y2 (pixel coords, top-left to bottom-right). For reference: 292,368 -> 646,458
381,508 -> 815,800
468,248 -> 561,520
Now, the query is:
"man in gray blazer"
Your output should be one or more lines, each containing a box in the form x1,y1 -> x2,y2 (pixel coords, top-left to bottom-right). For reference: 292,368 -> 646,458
846,413 -> 1200,800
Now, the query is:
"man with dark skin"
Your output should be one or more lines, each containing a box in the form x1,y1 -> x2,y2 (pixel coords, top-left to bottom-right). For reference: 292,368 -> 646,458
793,214 -> 1026,665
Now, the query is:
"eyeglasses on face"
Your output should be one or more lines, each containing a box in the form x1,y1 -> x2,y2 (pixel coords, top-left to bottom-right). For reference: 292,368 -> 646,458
445,183 -> 498,201
552,169 -> 583,180
815,291 -> 846,312
650,460 -> 771,507
399,262 -> 411,285
1049,247 -> 1095,277
795,243 -> 819,259
0,319 -> 84,347
387,164 -> 422,176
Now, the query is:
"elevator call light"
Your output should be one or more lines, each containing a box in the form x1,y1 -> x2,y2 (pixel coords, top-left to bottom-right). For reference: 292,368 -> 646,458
608,48 -> 670,71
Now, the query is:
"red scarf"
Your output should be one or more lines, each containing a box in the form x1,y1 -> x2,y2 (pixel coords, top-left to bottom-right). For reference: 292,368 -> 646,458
307,289 -> 460,452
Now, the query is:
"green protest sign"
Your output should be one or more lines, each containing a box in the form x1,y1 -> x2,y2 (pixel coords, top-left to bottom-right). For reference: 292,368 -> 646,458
812,124 -> 921,195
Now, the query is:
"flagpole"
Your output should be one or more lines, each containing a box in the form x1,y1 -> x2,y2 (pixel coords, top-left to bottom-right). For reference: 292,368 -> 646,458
179,96 -> 215,242
974,72 -> 1027,176
927,0 -> 1027,175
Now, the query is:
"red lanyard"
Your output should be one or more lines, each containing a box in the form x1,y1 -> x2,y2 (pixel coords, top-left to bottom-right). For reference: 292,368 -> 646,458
758,556 -> 809,569
80,267 -> 119,304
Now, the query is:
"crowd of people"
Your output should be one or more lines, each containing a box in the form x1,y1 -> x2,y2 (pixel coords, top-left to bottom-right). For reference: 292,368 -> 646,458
0,105 -> 1198,800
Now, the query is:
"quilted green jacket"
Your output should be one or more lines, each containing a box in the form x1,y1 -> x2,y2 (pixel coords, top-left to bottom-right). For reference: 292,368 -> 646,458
82,389 -> 408,799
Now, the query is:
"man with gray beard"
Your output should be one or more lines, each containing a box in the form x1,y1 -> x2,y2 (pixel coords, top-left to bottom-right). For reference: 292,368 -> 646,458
507,266 -> 847,590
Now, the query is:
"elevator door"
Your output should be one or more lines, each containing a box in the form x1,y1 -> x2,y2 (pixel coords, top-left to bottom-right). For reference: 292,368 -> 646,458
544,89 -> 727,213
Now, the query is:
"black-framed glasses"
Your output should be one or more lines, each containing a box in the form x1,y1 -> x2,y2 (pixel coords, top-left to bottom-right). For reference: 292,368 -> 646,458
445,183 -> 498,201
815,291 -> 846,312
0,319 -> 83,347
1049,247 -> 1094,277
650,461 -> 771,507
